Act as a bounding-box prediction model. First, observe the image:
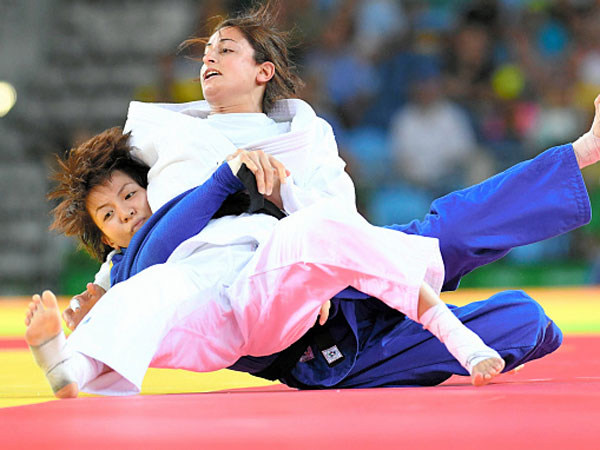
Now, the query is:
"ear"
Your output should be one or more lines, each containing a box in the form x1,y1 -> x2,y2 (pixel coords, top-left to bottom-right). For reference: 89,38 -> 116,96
101,235 -> 119,251
256,61 -> 275,85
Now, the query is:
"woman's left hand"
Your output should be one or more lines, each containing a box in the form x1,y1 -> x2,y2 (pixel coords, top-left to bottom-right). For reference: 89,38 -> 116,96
226,149 -> 289,197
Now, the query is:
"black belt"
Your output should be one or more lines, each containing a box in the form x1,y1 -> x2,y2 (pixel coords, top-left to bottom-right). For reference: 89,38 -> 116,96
234,163 -> 341,381
236,163 -> 287,219
253,323 -> 345,381
211,163 -> 287,221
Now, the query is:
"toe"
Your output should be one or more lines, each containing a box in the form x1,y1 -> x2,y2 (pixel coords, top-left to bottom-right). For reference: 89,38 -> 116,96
27,302 -> 39,316
41,290 -> 59,310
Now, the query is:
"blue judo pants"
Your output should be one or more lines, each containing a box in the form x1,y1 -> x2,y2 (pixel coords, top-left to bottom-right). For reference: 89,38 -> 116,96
337,292 -> 561,387
279,144 -> 590,388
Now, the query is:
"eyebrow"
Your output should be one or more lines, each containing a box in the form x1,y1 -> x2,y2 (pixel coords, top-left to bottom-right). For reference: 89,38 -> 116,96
94,182 -> 135,216
205,38 -> 237,48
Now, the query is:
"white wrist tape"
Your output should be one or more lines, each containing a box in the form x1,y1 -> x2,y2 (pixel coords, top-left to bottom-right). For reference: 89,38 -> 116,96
29,332 -> 76,394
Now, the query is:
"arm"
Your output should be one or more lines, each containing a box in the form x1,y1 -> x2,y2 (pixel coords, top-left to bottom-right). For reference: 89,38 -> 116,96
112,161 -> 244,284
67,148 -> 290,326
226,148 -> 289,209
113,152 -> 289,284
63,157 -> 245,325
93,256 -> 113,291
63,163 -> 243,323
62,253 -> 115,330
62,283 -> 105,330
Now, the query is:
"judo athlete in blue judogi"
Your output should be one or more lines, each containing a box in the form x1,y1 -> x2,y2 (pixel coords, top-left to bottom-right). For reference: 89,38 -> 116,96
94,142 -> 585,389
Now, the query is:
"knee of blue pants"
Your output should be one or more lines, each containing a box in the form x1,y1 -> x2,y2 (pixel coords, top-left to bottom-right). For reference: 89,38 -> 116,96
508,292 -> 563,367
456,290 -> 563,371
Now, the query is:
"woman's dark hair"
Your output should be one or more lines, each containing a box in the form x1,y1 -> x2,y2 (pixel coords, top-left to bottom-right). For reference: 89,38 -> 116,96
48,127 -> 149,261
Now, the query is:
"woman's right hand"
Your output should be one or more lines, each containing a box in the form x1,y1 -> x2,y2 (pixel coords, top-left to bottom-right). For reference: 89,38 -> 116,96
62,283 -> 106,330
226,149 -> 289,197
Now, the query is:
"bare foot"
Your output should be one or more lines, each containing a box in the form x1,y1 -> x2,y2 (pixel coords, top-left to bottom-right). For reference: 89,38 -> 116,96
507,364 -> 525,375
55,383 -> 79,399
471,357 -> 506,387
24,290 -> 79,399
24,290 -> 62,346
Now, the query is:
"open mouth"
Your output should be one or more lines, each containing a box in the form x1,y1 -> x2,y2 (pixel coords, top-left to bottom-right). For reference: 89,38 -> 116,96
203,70 -> 221,81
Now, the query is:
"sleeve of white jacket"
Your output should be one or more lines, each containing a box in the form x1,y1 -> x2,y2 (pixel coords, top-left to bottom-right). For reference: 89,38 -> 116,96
92,251 -> 115,292
280,118 -> 356,214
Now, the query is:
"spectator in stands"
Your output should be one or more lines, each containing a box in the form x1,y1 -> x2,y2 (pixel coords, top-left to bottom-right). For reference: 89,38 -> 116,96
389,60 -> 482,196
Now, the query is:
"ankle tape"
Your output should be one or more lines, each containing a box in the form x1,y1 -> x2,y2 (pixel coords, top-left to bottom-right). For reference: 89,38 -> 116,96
29,332 -> 75,394
573,130 -> 600,168
420,303 -> 500,374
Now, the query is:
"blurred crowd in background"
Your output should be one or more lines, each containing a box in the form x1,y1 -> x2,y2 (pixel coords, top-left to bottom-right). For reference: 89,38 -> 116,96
1,0 -> 600,294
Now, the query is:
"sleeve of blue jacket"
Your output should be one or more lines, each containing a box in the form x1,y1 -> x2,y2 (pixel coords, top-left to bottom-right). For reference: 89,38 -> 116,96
111,163 -> 244,285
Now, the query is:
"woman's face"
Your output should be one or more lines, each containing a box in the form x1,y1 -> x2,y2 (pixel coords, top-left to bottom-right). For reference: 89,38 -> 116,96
201,27 -> 272,113
85,171 -> 152,250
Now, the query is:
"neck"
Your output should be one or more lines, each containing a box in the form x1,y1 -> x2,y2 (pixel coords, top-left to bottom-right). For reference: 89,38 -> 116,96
209,104 -> 263,114
207,89 -> 265,115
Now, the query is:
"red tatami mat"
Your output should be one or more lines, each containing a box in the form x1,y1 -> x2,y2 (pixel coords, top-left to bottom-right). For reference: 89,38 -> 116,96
0,338 -> 27,350
1,335 -> 598,450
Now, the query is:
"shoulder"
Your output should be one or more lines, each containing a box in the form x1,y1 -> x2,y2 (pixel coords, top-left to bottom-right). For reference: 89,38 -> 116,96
125,100 -> 211,130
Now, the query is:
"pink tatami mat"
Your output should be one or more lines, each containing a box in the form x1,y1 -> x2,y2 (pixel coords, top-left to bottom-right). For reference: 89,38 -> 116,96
1,335 -> 598,450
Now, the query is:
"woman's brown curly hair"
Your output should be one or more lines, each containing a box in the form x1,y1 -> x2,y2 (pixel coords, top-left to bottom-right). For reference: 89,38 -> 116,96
182,0 -> 304,113
48,127 -> 149,262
